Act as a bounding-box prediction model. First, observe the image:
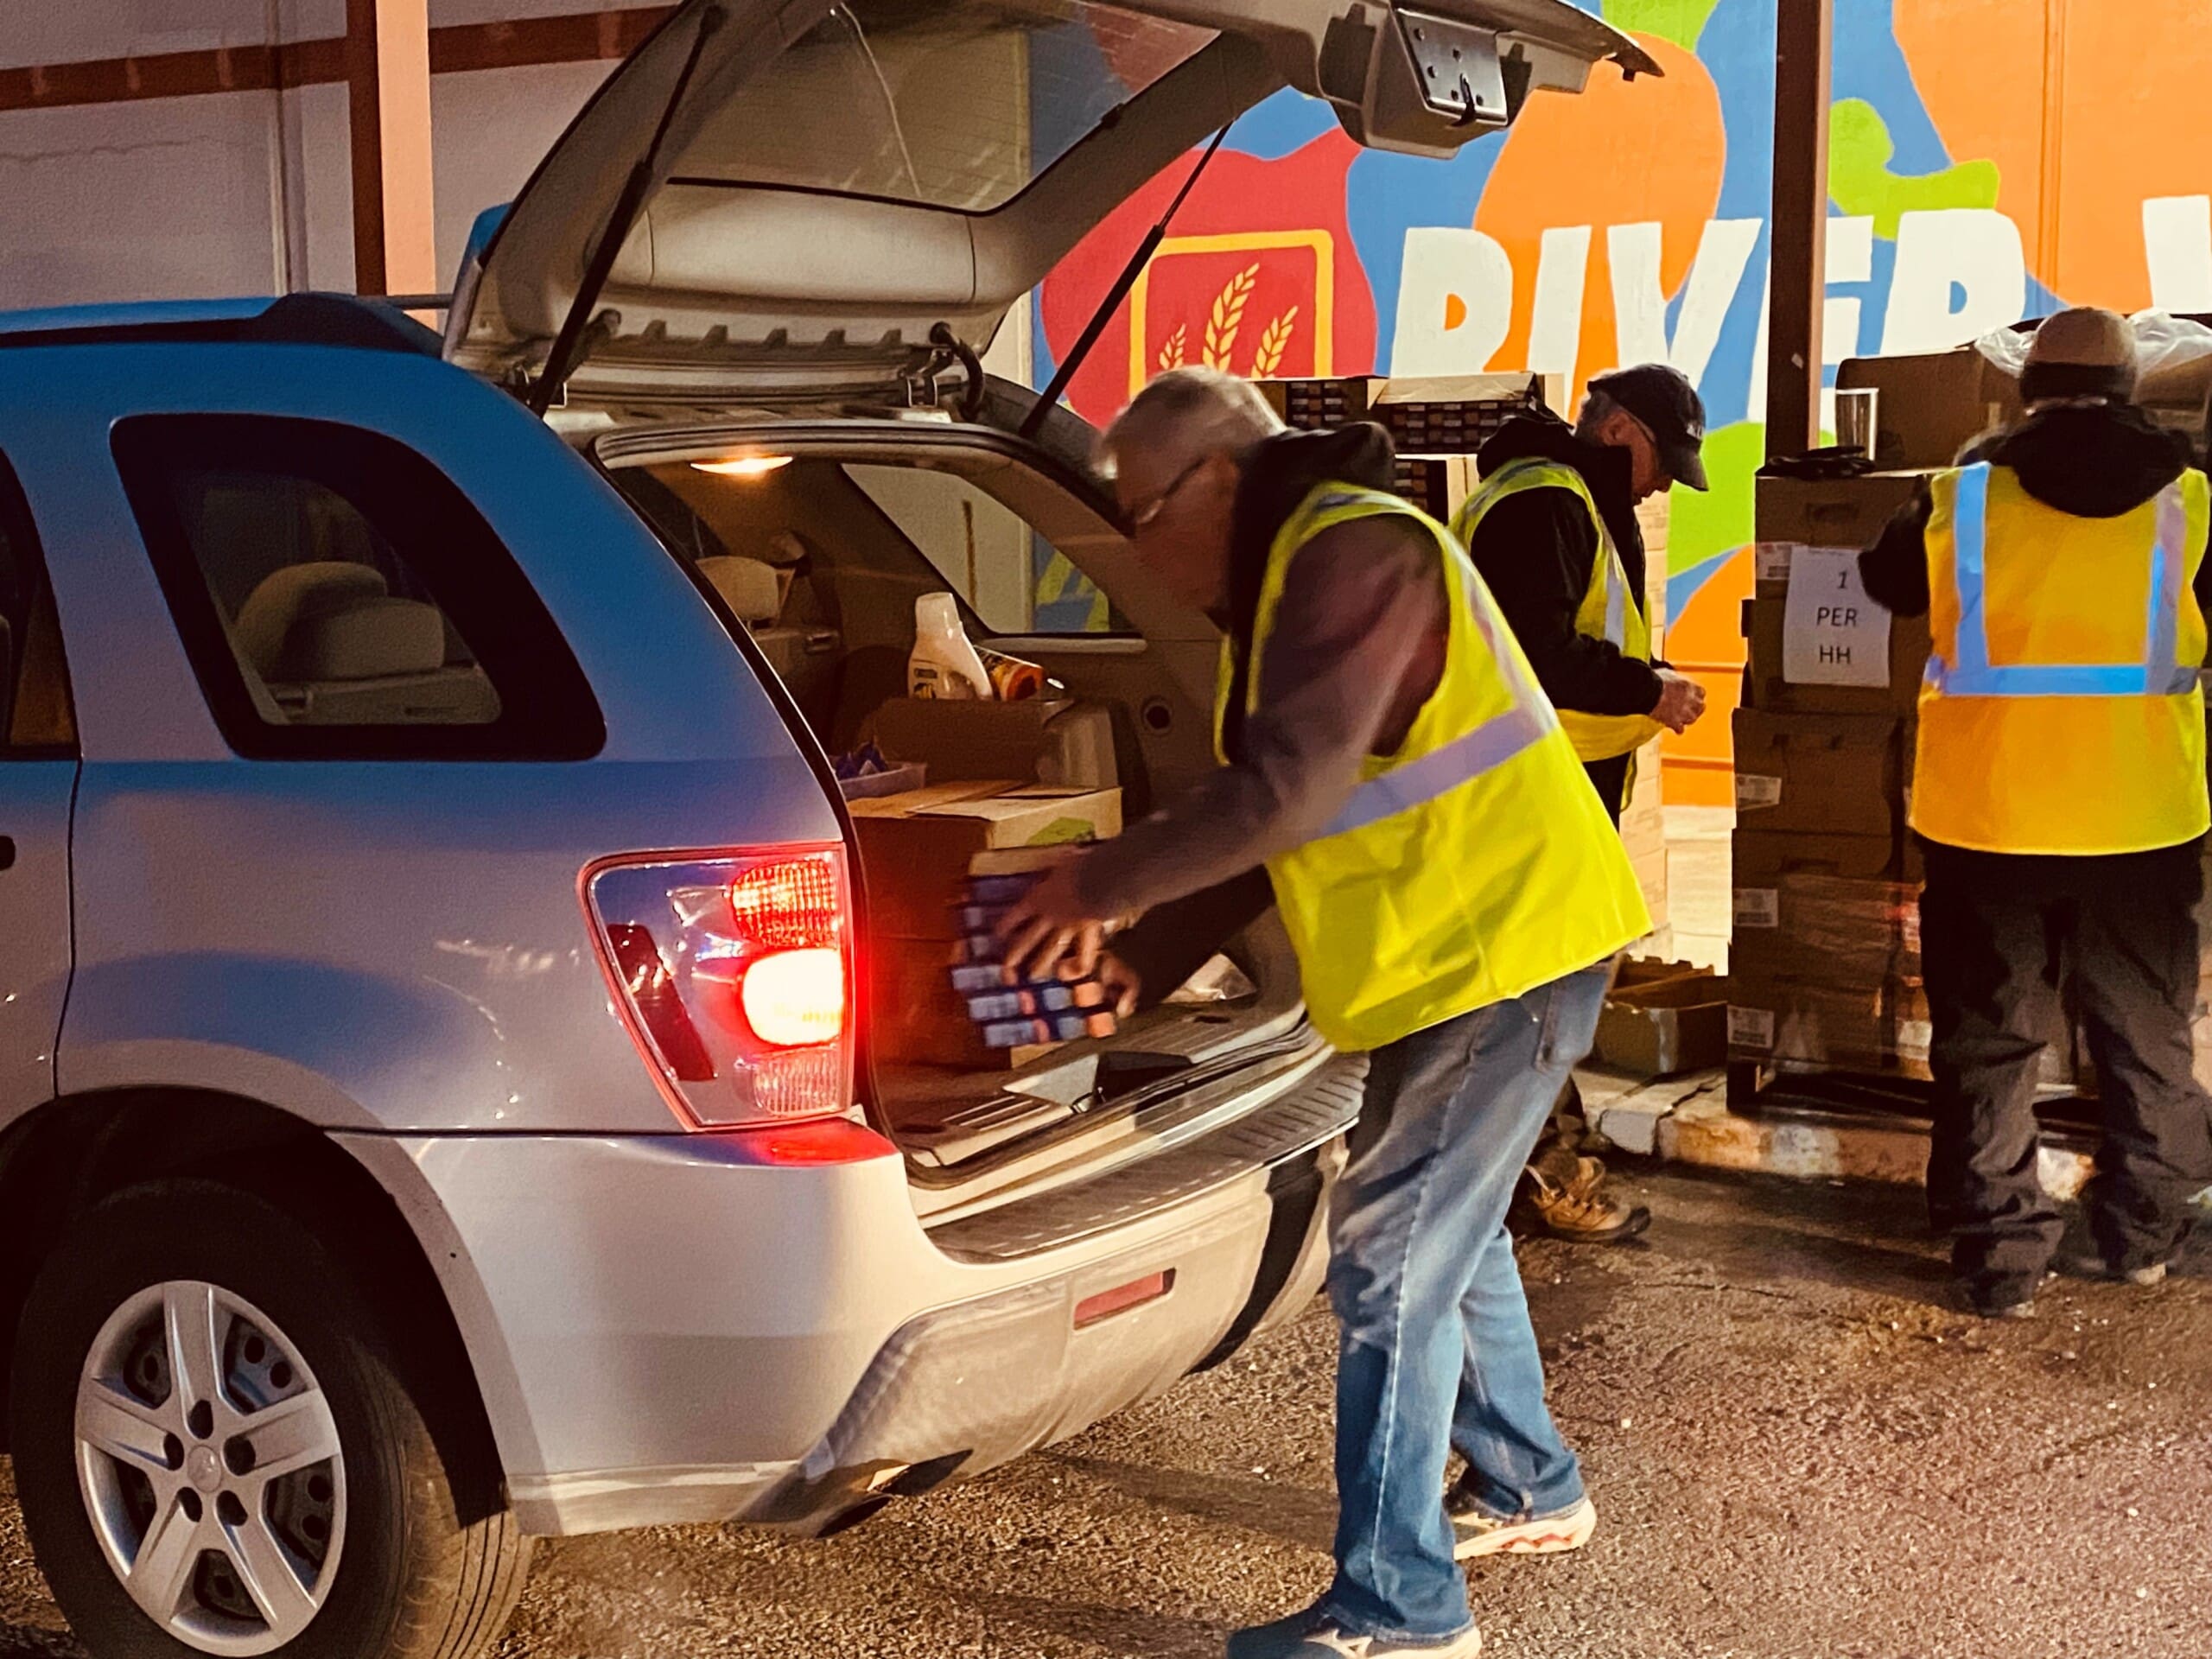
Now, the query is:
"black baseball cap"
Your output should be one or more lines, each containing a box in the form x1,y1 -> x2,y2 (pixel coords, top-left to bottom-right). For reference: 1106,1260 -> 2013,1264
1588,363 -> 1710,492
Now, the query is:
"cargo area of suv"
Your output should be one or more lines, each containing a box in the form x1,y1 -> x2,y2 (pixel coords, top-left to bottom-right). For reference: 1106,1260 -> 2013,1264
592,417 -> 1319,1197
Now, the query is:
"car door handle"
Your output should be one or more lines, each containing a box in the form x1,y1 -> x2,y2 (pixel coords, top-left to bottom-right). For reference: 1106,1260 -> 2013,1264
0,837 -> 15,872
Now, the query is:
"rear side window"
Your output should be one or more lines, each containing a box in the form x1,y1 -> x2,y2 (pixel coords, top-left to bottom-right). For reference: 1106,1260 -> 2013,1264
0,454 -> 77,756
113,416 -> 602,760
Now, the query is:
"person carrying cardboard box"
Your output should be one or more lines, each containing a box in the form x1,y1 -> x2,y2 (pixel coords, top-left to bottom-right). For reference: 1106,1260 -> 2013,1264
998,367 -> 1648,1659
1447,363 -> 1715,1244
1861,306 -> 2212,1320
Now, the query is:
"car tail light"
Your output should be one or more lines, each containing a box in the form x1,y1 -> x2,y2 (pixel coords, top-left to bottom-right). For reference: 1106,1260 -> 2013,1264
583,846 -> 856,1130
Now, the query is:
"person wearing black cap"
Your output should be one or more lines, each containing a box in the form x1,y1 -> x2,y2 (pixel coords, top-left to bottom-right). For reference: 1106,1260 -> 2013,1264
1451,362 -> 1713,1244
1861,307 -> 2212,1319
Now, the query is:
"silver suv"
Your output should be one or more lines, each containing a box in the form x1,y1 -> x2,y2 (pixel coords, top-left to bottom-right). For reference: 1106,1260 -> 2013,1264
0,5 -> 1647,1655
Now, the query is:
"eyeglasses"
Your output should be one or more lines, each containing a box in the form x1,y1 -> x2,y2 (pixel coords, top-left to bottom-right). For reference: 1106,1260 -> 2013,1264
1129,454 -> 1214,531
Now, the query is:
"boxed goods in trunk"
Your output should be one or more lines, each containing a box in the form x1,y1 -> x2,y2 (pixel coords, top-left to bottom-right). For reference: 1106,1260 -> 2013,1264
866,697 -> 1118,790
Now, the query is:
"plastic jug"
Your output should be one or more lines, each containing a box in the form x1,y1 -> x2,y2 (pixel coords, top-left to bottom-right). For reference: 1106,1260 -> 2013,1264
908,593 -> 991,700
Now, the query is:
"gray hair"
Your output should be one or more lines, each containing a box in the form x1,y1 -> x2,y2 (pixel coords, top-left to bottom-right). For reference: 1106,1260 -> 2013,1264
1575,389 -> 1622,442
1100,366 -> 1284,477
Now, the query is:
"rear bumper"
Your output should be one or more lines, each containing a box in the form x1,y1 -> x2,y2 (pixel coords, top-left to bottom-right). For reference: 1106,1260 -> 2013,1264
346,1054 -> 1360,1536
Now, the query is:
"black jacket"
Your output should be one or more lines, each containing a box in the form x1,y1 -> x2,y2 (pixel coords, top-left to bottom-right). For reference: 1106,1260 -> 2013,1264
1464,411 -> 1665,718
1859,402 -> 2212,632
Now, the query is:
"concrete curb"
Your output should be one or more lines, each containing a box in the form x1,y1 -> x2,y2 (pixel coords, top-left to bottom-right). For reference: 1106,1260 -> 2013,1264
1578,1068 -> 2098,1201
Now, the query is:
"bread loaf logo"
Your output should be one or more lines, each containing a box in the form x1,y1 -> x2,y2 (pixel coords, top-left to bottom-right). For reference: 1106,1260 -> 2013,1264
1128,232 -> 1336,395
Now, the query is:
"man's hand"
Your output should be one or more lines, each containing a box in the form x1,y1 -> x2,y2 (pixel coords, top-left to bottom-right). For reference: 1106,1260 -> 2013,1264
1096,953 -> 1143,1019
995,858 -> 1123,984
1650,668 -> 1708,734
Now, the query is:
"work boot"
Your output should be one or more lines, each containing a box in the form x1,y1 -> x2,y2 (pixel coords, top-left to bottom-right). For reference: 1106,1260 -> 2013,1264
1960,1272 -> 2048,1320
1518,1157 -> 1649,1244
1447,1490 -> 1598,1560
1225,1607 -> 1481,1658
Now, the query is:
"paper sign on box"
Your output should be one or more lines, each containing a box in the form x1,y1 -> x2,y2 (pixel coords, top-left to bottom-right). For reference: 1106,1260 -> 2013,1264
1783,547 -> 1890,688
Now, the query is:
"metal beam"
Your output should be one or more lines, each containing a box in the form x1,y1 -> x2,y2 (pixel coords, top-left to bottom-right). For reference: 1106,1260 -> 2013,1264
1765,0 -> 1834,461
346,0 -> 436,298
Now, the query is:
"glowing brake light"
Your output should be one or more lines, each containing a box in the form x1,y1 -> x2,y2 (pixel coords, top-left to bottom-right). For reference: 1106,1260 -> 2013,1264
583,846 -> 856,1131
741,947 -> 846,1047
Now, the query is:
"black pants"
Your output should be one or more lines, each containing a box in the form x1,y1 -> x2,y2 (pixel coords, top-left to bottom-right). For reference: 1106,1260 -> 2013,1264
1921,836 -> 2212,1294
1526,754 -> 1636,1187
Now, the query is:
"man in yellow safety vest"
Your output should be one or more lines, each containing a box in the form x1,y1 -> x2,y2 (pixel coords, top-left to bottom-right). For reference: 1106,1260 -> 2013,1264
1452,364 -> 1714,1244
1862,307 -> 2212,1320
1000,367 -> 1649,1659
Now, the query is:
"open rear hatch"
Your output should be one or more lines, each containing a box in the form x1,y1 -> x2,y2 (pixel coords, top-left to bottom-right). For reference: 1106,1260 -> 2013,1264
444,0 -> 1657,413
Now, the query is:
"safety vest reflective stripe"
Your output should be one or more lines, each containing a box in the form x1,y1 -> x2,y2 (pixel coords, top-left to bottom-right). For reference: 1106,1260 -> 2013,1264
1321,702 -> 1553,839
1932,462 -> 2199,698
1599,548 -> 1629,648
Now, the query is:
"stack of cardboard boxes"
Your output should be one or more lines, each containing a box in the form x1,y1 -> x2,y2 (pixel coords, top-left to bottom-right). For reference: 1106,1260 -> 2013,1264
849,700 -> 1123,1070
1727,472 -> 1940,1084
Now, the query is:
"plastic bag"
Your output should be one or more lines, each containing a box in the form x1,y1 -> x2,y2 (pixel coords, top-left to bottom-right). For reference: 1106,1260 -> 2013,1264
1974,310 -> 2212,402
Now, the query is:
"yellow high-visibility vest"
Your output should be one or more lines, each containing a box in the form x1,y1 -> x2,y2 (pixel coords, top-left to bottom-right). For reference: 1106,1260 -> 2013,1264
1217,482 -> 1648,1052
1452,457 -> 1666,802
1918,461 -> 2210,855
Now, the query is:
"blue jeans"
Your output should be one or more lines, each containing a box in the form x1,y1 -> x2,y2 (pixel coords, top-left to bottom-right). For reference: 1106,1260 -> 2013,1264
1318,964 -> 1611,1641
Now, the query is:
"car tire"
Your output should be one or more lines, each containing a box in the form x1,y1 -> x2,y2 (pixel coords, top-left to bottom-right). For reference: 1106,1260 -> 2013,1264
9,1179 -> 532,1659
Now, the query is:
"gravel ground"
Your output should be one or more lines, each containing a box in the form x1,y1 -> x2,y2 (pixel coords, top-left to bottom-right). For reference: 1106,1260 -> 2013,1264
6,1166 -> 2209,1659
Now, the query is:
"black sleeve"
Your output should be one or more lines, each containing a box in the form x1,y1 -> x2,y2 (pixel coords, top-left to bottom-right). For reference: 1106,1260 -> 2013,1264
1464,489 -> 1665,717
2196,514 -> 2212,664
1859,483 -> 1933,619
1109,870 -> 1275,1011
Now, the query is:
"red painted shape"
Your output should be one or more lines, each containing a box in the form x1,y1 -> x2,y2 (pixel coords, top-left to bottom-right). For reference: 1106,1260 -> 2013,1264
1040,131 -> 1378,429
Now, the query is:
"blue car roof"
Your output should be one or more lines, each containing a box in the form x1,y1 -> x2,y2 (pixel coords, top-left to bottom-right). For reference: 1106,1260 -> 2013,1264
0,294 -> 442,357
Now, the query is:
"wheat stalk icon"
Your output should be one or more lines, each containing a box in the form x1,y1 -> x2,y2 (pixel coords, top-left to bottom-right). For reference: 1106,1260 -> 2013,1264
1252,306 -> 1300,377
1157,324 -> 1187,372
1202,264 -> 1262,369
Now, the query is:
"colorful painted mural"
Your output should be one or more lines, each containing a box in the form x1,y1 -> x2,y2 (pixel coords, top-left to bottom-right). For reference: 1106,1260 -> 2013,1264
1034,0 -> 2212,801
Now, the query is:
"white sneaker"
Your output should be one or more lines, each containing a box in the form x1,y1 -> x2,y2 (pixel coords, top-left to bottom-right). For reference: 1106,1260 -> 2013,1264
1448,1493 -> 1598,1560
1226,1607 -> 1483,1658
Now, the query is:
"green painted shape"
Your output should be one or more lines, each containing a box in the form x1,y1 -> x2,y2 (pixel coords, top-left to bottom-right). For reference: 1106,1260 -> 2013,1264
1667,421 -> 1764,578
1600,0 -> 1719,50
1827,98 -> 1999,240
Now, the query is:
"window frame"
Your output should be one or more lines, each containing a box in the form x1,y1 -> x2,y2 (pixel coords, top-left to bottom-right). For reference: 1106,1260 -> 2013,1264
111,414 -> 605,763
0,448 -> 79,761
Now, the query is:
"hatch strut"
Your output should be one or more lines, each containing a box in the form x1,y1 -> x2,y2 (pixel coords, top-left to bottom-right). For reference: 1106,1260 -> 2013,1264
530,3 -> 725,415
1018,122 -> 1233,442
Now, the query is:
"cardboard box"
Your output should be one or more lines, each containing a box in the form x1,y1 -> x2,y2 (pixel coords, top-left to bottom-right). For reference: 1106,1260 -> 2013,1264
1730,874 -> 1921,991
866,699 -> 1073,785
1733,829 -> 1902,882
850,784 -> 1122,939
1396,454 -> 1480,520
1742,593 -> 1931,715
1835,351 -> 2022,471
1727,968 -> 1920,1077
1731,710 -> 1902,840
1596,969 -> 1729,1077
1753,472 -> 1931,598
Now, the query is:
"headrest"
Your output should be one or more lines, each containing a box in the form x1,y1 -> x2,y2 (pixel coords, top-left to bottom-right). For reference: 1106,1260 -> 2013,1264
697,556 -> 782,626
283,597 -> 447,682
235,563 -> 389,677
